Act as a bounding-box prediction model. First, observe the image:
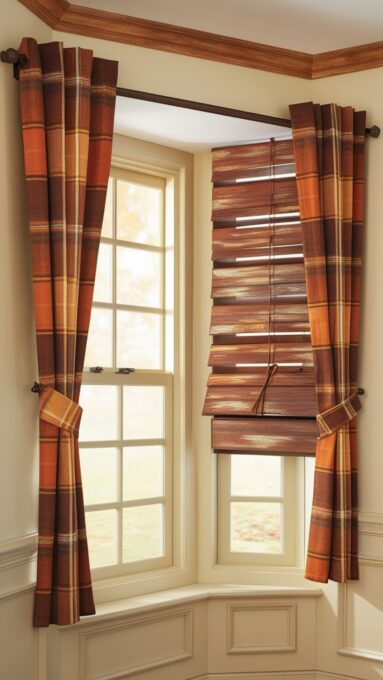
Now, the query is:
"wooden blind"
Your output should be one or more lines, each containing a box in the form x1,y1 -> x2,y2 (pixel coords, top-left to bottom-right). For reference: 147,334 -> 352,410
203,138 -> 318,456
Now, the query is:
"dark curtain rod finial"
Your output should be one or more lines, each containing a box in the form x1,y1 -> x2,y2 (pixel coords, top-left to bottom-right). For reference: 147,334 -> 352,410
0,48 -> 27,79
368,125 -> 380,138
0,48 -> 27,65
0,47 -> 380,137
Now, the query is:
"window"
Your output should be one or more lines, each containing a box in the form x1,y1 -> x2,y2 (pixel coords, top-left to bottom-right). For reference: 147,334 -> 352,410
203,138 -> 317,568
217,455 -> 297,566
79,166 -> 174,577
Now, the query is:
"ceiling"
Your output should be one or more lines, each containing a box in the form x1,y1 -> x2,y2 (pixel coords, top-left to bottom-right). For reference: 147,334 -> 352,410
114,97 -> 290,151
71,0 -> 383,53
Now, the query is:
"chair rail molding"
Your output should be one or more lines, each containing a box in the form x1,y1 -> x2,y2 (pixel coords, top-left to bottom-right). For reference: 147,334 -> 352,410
17,0 -> 383,80
0,532 -> 37,600
0,532 -> 37,570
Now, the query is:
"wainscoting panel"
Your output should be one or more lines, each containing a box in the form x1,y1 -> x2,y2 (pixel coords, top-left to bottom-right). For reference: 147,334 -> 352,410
81,608 -> 192,680
208,596 -> 318,675
227,603 -> 296,654
47,599 -> 208,680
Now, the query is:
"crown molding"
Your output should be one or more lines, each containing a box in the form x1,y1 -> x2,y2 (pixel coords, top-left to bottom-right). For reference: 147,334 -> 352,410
19,0 -> 69,27
18,0 -> 383,80
19,0 -> 313,79
313,40 -> 383,78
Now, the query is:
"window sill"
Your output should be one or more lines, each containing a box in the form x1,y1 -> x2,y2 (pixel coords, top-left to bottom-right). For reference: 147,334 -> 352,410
76,583 -> 323,628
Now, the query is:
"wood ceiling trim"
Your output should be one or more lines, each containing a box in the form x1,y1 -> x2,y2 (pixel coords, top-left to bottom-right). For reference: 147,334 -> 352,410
18,0 -> 383,80
313,41 -> 383,78
19,0 -> 69,26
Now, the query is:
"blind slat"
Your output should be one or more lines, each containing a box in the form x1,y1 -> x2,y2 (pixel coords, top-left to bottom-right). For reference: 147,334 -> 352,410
212,139 -> 294,182
207,367 -> 315,386
204,385 -> 317,417
208,342 -> 314,367
212,177 -> 298,221
212,222 -> 303,259
212,417 -> 317,456
211,302 -> 309,336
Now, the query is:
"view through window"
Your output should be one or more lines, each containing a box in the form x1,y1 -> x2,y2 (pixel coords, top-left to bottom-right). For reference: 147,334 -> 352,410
79,167 -> 174,576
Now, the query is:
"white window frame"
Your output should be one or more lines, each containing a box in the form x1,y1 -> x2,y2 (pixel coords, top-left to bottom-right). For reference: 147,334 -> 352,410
217,454 -> 298,567
81,371 -> 174,578
80,138 -> 195,602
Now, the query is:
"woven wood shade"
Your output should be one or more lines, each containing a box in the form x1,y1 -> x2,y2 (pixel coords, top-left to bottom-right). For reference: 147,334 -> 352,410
203,138 -> 318,456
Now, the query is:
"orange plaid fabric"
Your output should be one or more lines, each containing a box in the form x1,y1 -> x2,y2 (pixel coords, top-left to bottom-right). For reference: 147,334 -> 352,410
317,392 -> 362,439
39,389 -> 83,436
290,102 -> 366,583
18,38 -> 118,625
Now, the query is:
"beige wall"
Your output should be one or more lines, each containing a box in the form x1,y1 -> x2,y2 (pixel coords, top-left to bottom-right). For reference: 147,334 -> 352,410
1,1 -> 383,677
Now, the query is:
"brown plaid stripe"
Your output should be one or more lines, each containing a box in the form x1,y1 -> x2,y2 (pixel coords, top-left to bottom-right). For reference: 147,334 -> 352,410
18,38 -> 118,626
290,102 -> 366,583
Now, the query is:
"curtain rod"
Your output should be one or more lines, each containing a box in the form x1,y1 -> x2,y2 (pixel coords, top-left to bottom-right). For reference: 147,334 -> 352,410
1,48 -> 380,138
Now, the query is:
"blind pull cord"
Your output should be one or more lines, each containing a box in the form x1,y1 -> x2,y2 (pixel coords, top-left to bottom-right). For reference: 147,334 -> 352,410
251,137 -> 277,415
251,363 -> 279,414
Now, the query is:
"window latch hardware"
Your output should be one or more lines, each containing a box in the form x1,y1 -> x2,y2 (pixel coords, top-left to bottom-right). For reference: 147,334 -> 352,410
116,368 -> 136,374
90,366 -> 104,373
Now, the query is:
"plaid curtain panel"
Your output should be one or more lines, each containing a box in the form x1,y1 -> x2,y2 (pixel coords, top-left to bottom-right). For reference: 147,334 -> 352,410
18,37 -> 118,626
289,102 -> 366,583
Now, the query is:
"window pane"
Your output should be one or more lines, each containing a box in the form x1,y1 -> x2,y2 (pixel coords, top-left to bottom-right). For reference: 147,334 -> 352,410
116,180 -> 162,246
80,385 -> 118,442
231,455 -> 281,497
123,504 -> 163,563
230,502 -> 281,554
86,509 -> 118,568
101,177 -> 113,238
117,311 -> 162,369
123,386 -> 164,440
123,446 -> 164,501
116,247 -> 161,308
94,243 -> 113,304
81,448 -> 119,505
84,307 -> 113,368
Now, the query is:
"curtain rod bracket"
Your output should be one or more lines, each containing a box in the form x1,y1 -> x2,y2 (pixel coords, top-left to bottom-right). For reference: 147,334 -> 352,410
1,47 -> 380,137
31,381 -> 42,394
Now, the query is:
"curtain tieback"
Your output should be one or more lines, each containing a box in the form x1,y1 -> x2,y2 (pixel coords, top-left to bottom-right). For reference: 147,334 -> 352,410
316,392 -> 362,438
39,388 -> 83,437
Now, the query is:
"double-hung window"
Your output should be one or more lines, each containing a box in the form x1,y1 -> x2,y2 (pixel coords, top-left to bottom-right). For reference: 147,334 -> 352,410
79,166 -> 174,578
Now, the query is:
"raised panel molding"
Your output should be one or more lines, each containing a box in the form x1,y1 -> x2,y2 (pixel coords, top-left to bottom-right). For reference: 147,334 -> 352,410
227,603 -> 297,654
79,607 -> 193,680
